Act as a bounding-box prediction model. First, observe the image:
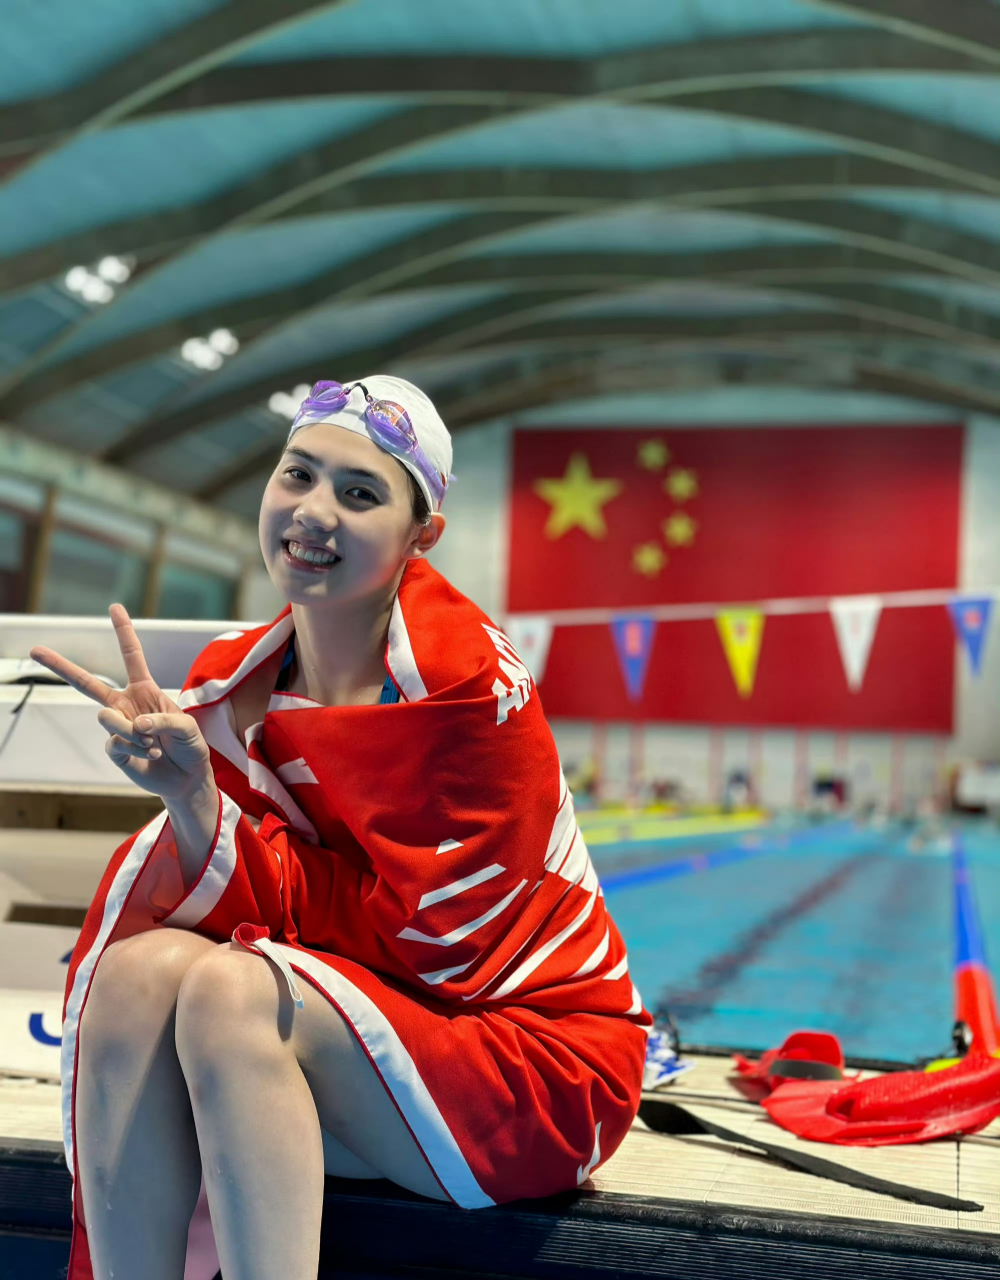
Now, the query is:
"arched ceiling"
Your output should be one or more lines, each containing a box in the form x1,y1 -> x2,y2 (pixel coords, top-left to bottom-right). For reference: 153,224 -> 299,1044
0,0 -> 997,519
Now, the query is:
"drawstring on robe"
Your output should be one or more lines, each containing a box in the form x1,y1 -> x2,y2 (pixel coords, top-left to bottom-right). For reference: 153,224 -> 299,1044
232,923 -> 304,1008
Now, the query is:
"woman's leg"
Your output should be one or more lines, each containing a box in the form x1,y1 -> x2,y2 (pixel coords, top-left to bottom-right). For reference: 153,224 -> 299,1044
175,944 -> 447,1280
75,928 -> 218,1280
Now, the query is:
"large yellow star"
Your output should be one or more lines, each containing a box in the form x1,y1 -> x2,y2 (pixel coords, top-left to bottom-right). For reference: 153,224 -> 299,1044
665,467 -> 699,502
632,542 -> 666,577
663,512 -> 697,546
533,452 -> 623,539
637,439 -> 670,471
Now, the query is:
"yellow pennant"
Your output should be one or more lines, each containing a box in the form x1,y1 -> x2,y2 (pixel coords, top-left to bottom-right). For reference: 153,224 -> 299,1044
716,610 -> 764,698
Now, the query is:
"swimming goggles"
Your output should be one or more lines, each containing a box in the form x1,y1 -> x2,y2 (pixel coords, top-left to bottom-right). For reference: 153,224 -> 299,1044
291,380 -> 448,506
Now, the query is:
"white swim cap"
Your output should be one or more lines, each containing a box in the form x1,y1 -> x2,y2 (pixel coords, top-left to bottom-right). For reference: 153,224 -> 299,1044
287,375 -> 452,512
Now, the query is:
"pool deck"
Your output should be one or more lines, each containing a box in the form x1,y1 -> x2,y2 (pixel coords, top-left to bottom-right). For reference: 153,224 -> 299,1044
2,1053 -> 997,1280
2,811 -> 998,1276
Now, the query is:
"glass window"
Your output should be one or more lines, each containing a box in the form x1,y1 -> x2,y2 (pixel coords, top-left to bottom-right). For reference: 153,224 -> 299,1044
0,505 -> 36,612
40,527 -> 147,615
157,562 -> 236,620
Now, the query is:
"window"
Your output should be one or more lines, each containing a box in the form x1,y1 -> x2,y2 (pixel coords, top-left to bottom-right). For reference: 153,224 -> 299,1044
40,528 -> 147,615
0,506 -> 37,612
157,562 -> 236,619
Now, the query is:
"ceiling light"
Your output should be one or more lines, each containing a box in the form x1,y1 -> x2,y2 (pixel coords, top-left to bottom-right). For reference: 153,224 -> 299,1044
80,275 -> 114,304
181,337 -> 224,370
268,391 -> 298,419
267,384 -> 312,420
180,331 -> 240,371
208,328 -> 239,355
96,255 -> 133,284
64,266 -> 90,293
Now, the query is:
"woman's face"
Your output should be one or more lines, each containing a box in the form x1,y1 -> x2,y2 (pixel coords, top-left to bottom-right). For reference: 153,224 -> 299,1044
259,423 -> 443,608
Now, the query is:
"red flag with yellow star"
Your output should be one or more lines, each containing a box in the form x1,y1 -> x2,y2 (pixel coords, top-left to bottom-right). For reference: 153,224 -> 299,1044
508,425 -> 962,729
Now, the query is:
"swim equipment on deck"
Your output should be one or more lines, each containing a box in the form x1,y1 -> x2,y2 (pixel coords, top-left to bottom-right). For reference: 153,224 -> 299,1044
756,831 -> 1000,1146
763,1052 -> 1000,1145
951,833 -> 1000,1059
733,1030 -> 846,1093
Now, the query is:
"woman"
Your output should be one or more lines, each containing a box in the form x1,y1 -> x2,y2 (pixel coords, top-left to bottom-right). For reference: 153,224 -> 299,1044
33,375 -> 650,1280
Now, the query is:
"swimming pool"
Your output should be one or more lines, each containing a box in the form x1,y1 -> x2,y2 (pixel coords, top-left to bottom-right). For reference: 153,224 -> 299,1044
596,818 -> 1000,1064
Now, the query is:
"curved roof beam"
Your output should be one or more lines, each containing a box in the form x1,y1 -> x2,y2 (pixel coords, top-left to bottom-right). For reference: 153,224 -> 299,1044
428,343 -> 1000,426
0,1 -> 345,173
1,39 -> 988,302
1,62 -> 996,376
9,239 -> 998,426
0,151 -> 970,300
1,28 -> 981,159
395,246 -> 975,292
646,87 -> 999,195
6,169 -> 996,424
138,29 -> 983,116
434,346 -> 1000,429
108,305 -> 996,471
196,338 -> 1000,501
800,0 -> 1000,67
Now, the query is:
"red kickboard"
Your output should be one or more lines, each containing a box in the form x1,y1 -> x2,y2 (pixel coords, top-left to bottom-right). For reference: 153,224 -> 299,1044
764,1053 -> 1000,1145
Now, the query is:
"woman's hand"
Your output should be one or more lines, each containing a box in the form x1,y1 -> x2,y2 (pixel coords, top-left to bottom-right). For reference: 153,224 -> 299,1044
30,603 -> 213,802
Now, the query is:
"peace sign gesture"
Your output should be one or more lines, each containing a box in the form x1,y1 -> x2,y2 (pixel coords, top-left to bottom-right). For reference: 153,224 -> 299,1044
29,603 -> 213,801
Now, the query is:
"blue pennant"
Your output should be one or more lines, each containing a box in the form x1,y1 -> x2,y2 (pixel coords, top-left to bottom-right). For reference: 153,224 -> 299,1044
948,596 -> 993,677
610,617 -> 656,703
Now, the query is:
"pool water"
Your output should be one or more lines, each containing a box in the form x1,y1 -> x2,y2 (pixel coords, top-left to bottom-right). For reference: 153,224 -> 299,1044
596,818 -> 1000,1064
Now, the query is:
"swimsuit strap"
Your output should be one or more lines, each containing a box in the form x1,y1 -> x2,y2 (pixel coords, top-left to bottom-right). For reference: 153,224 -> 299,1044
274,634 -> 400,703
274,635 -> 296,692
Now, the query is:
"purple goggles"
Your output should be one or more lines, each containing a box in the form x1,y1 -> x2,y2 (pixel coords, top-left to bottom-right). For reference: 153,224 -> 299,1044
291,380 -> 447,506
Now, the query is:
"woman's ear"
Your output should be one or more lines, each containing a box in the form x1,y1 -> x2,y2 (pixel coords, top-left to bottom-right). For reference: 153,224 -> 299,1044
407,512 -> 445,560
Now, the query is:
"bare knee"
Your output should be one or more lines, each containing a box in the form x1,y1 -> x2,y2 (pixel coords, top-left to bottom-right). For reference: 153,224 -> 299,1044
175,945 -> 287,1095
82,930 -> 216,1062
91,930 -> 216,1010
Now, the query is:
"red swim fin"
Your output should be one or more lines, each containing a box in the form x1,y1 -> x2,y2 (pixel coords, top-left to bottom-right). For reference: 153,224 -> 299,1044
764,1052 -> 1000,1146
733,1030 -> 845,1093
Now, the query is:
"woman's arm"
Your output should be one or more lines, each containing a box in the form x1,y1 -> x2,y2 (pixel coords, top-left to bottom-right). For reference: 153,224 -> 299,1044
163,771 -> 221,887
31,603 -> 226,890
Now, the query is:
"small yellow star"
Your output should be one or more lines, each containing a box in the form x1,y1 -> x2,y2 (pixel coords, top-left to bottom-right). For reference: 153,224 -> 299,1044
632,542 -> 667,577
533,452 -> 624,540
637,439 -> 670,471
665,467 -> 699,502
663,512 -> 697,546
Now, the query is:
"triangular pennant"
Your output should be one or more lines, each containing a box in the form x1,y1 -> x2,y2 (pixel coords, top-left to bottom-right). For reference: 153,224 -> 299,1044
716,610 -> 764,698
948,596 -> 994,677
830,596 -> 882,691
503,616 -> 554,683
610,616 -> 656,703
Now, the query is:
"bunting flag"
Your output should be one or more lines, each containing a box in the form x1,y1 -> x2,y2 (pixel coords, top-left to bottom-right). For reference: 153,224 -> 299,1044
830,596 -> 882,692
503,615 -> 554,683
510,424 -> 962,728
948,596 -> 994,676
716,610 -> 764,698
610,616 -> 656,703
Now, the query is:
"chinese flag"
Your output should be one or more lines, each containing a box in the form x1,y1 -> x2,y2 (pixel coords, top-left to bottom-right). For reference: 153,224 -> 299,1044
508,425 -> 962,730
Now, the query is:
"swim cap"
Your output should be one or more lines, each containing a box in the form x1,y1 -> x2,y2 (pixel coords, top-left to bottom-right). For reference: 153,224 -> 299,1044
287,375 -> 452,512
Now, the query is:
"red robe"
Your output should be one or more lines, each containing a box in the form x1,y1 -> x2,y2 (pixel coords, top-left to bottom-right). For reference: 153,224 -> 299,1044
62,560 -> 650,1277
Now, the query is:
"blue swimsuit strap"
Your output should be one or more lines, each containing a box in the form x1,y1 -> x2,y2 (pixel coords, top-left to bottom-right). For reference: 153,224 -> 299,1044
274,636 -> 295,692
274,635 -> 399,703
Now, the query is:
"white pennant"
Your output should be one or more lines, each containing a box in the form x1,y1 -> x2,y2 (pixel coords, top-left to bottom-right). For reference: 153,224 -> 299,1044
830,596 -> 882,691
503,615 -> 554,683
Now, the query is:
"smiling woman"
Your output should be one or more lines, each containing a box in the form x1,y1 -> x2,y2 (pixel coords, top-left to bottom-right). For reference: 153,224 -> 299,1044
35,373 -> 650,1280
254,378 -> 448,712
